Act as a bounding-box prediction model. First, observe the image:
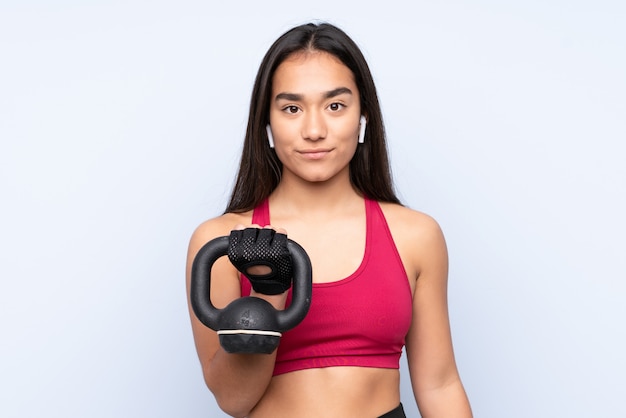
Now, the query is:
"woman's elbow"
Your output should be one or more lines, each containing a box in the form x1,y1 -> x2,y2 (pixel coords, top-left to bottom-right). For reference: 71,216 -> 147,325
208,381 -> 256,418
216,400 -> 253,418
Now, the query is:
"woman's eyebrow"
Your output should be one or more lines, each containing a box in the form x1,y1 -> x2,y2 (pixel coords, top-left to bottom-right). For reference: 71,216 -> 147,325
324,87 -> 353,99
274,87 -> 353,102
275,92 -> 302,102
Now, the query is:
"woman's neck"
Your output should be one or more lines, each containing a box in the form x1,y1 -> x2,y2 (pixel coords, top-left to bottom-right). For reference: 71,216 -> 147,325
269,170 -> 363,219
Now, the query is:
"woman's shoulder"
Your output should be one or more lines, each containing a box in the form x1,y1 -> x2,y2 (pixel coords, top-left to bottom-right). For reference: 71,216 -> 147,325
377,201 -> 444,240
189,211 -> 254,248
377,202 -> 448,281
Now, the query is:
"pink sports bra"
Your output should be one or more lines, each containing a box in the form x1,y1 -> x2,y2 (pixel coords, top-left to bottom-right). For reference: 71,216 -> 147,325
241,198 -> 413,376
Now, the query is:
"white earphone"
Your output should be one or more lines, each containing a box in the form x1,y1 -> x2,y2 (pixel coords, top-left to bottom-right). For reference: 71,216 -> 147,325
358,115 -> 367,144
266,124 -> 275,148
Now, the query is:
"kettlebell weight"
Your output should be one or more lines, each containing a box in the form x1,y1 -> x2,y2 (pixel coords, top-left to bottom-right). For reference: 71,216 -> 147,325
190,235 -> 312,354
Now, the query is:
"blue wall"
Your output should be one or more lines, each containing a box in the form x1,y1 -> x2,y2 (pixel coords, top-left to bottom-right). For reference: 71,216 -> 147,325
1,1 -> 624,416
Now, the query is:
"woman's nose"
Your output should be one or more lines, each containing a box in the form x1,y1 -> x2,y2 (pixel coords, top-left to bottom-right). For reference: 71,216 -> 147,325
301,111 -> 327,141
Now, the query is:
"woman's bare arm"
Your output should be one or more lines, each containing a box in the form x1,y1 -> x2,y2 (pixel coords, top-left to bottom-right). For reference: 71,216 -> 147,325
185,216 -> 287,417
383,204 -> 472,417
405,214 -> 472,416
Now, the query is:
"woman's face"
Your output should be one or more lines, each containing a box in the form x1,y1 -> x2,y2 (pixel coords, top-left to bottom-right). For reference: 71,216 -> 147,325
269,51 -> 362,185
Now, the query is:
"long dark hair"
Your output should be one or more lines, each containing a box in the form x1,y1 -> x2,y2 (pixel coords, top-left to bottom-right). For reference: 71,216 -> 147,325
225,22 -> 401,213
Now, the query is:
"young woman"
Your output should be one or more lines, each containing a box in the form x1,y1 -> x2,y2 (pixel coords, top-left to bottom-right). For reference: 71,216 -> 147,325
186,22 -> 472,418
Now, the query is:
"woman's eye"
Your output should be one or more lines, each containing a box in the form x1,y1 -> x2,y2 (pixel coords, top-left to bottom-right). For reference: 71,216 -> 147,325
284,106 -> 300,114
328,103 -> 344,111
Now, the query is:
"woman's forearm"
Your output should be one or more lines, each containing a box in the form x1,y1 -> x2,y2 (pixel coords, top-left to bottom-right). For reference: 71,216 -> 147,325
415,379 -> 473,418
205,348 -> 278,418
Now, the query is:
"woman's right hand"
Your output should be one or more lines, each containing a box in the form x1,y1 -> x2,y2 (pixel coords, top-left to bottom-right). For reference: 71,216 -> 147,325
230,224 -> 290,309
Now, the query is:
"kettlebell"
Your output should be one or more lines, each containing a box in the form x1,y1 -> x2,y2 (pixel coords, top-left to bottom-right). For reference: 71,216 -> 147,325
190,235 -> 312,354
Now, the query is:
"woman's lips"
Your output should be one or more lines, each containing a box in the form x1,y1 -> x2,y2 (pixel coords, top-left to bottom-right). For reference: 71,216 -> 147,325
299,149 -> 331,160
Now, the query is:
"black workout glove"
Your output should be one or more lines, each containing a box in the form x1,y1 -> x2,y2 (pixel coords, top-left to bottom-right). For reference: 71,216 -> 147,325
228,228 -> 293,295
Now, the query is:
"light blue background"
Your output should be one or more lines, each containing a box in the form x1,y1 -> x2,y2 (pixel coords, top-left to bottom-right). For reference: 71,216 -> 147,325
1,1 -> 624,417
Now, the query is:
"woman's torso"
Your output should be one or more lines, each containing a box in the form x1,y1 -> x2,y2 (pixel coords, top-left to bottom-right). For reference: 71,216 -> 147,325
239,197 -> 418,417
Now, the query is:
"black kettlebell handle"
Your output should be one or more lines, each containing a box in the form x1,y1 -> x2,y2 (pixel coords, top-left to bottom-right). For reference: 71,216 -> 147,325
190,235 -> 312,334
